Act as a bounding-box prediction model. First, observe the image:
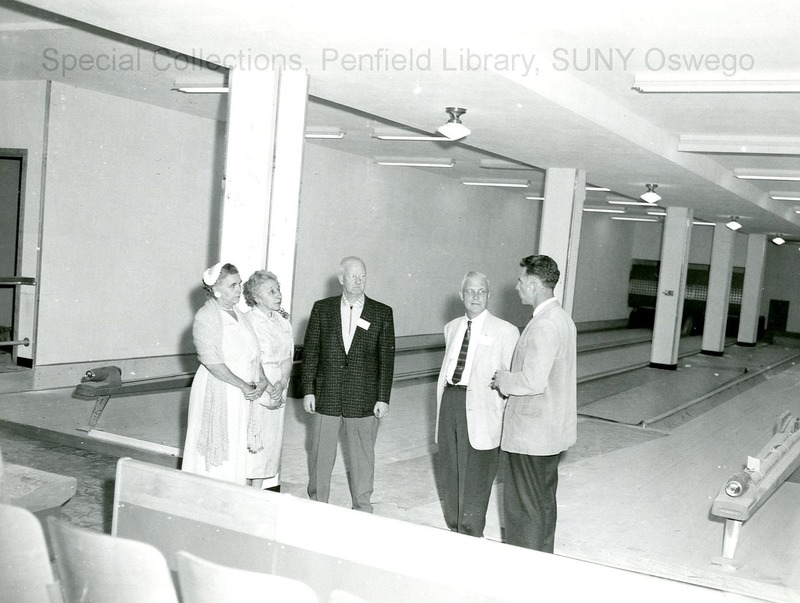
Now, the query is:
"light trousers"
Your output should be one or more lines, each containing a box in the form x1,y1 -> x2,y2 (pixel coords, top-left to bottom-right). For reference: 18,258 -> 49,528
307,413 -> 379,513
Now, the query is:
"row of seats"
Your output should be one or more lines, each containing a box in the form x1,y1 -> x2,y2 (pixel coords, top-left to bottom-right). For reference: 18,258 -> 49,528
0,503 -> 363,603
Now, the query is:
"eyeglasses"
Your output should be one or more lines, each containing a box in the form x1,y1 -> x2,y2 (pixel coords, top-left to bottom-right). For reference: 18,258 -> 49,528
464,288 -> 488,297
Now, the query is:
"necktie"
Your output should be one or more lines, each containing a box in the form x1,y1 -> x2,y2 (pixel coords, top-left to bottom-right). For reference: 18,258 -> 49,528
451,320 -> 471,385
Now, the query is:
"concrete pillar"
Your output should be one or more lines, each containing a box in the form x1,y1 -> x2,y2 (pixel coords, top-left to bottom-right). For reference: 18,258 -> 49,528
219,67 -> 308,312
737,234 -> 767,345
701,225 -> 736,355
650,206 -> 693,369
266,70 -> 309,313
539,168 -> 586,315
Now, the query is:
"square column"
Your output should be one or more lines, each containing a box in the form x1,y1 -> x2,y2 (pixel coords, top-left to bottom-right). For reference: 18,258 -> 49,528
219,67 -> 308,312
539,168 -> 586,315
650,207 -> 693,369
701,225 -> 736,355
266,70 -> 309,312
737,234 -> 767,345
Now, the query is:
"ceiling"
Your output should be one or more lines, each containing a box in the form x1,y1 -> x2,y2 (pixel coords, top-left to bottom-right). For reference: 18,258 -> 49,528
2,0 -> 800,237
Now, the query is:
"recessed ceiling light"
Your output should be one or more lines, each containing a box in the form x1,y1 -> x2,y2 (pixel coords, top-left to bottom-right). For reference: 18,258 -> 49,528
769,192 -> 800,201
172,85 -> 229,94
611,216 -> 658,222
479,159 -> 537,170
633,76 -> 800,93
462,179 -> 529,188
607,199 -> 653,206
734,169 -> 800,182
372,128 -> 448,141
374,157 -> 453,168
305,127 -> 345,139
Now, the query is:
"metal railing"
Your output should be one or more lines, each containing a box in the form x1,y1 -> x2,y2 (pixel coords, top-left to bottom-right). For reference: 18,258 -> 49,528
0,276 -> 36,352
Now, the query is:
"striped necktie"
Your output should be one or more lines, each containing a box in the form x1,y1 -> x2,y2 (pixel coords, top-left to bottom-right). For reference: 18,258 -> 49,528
451,320 -> 471,385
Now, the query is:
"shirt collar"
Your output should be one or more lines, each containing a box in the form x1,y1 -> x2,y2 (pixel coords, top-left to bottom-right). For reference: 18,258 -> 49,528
533,297 -> 558,318
464,309 -> 488,327
341,293 -> 365,308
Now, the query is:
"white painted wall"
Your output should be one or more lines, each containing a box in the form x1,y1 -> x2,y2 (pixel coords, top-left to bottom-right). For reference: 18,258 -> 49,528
36,83 -> 225,365
762,243 -> 800,333
292,144 -> 541,337
571,212 -> 635,324
631,222 -> 748,267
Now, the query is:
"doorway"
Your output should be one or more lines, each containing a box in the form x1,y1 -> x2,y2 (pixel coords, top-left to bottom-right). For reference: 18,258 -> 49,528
767,299 -> 790,334
0,155 -> 23,370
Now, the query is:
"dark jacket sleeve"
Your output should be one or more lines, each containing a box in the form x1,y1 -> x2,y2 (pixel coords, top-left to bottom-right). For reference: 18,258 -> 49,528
377,306 -> 395,403
301,300 -> 322,396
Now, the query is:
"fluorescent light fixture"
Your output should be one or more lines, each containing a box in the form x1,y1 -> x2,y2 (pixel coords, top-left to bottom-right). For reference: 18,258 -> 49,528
772,236 -> 786,245
583,208 -> 625,213
374,157 -> 453,168
692,220 -> 716,226
479,159 -> 537,170
611,216 -> 658,222
678,135 -> 800,155
172,85 -> 229,93
796,209 -> 800,214
726,217 -> 743,231
372,128 -> 449,142
646,210 -> 667,216
633,75 -> 800,93
734,169 -> 800,182
524,195 -> 545,200
640,184 -> 661,203
585,185 -> 611,192
769,192 -> 800,201
462,179 -> 529,188
607,199 -> 653,206
305,128 -> 345,139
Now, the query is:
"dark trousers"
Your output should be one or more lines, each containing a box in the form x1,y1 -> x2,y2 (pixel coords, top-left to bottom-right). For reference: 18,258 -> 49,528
503,451 -> 561,552
307,413 -> 378,513
437,385 -> 499,537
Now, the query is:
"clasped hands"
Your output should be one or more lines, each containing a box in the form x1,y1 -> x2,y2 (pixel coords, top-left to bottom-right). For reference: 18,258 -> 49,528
242,379 -> 285,409
491,370 -> 511,397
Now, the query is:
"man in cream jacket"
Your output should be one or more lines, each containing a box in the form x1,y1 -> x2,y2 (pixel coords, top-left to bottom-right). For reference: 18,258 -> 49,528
493,255 -> 577,553
435,271 -> 520,536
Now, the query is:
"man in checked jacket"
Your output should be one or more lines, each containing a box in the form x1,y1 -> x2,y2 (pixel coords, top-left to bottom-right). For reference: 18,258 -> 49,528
301,256 -> 395,513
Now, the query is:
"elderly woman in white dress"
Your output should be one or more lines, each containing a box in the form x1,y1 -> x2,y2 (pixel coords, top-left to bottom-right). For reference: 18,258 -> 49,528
182,262 -> 270,486
243,270 -> 294,492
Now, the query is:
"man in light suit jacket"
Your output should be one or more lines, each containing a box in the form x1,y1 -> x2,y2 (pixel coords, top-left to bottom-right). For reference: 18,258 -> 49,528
492,255 -> 577,552
436,271 -> 520,536
301,256 -> 395,513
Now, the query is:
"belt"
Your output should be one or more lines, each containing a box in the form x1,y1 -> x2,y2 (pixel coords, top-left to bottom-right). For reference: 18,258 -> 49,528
445,382 -> 467,389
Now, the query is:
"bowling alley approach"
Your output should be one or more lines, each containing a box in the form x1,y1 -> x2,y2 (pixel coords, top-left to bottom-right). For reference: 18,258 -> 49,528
2,1 -> 800,602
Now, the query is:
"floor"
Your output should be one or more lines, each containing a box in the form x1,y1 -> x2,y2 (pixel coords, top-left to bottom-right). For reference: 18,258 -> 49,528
2,331 -> 800,601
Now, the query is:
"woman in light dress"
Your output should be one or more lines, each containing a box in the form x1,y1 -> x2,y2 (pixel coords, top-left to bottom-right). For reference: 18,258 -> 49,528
182,262 -> 272,487
243,270 -> 294,491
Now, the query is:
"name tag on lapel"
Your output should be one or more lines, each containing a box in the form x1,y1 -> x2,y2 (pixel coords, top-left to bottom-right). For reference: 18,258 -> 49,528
479,333 -> 494,345
357,318 -> 371,330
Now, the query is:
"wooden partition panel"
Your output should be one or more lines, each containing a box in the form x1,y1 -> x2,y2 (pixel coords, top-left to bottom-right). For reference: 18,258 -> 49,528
112,458 -> 739,603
